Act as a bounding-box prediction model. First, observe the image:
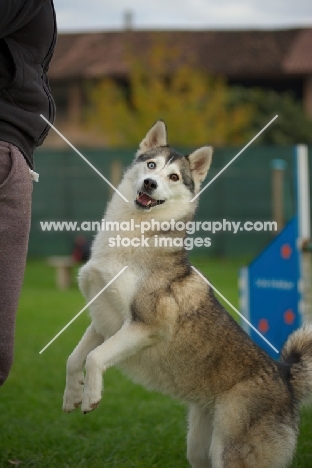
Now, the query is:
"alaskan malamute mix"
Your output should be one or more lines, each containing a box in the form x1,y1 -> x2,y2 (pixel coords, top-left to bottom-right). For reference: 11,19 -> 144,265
63,121 -> 312,467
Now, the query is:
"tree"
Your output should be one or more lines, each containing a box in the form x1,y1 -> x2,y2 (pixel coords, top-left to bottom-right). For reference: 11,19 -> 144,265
229,87 -> 312,145
87,42 -> 312,147
87,43 -> 254,147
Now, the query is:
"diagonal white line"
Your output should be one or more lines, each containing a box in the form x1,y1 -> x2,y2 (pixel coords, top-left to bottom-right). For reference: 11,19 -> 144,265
164,156 -> 174,168
190,115 -> 278,202
159,156 -> 174,173
39,266 -> 128,354
40,114 -> 129,203
191,266 -> 279,354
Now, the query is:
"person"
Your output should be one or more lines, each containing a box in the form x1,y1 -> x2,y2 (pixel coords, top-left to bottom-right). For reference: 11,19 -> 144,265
0,1 -> 57,386
72,235 -> 92,263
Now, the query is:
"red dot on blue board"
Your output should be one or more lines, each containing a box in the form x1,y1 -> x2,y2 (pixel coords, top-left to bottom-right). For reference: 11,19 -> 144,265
258,318 -> 270,334
281,243 -> 292,259
283,309 -> 296,325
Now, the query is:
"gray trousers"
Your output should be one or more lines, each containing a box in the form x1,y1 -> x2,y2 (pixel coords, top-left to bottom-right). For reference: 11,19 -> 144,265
0,141 -> 32,386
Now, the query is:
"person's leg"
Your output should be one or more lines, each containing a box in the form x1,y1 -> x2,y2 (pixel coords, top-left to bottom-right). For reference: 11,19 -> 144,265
0,142 -> 32,386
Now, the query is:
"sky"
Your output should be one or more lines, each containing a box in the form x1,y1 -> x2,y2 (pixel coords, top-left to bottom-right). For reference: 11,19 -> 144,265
53,0 -> 312,32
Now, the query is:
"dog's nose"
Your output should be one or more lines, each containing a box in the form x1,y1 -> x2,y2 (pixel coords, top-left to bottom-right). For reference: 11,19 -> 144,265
144,178 -> 157,191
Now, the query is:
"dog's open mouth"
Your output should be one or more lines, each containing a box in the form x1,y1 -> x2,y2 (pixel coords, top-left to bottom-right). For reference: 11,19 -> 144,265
135,192 -> 165,209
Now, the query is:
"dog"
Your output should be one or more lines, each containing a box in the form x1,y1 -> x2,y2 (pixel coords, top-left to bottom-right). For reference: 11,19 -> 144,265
63,120 -> 312,468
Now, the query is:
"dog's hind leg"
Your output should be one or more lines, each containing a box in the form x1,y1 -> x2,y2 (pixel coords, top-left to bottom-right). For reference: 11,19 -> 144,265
187,405 -> 213,468
63,324 -> 104,412
209,422 -> 297,468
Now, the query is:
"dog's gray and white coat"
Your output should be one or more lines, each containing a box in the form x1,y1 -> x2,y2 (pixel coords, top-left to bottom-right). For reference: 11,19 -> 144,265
63,121 -> 312,468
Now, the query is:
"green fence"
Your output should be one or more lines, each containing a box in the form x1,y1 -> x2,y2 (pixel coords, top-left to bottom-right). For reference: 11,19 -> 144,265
29,145 -> 312,258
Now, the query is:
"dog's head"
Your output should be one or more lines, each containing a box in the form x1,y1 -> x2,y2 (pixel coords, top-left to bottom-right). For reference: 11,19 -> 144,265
129,120 -> 213,214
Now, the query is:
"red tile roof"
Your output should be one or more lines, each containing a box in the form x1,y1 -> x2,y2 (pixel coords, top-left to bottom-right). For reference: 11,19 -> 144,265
49,28 -> 312,81
283,29 -> 312,74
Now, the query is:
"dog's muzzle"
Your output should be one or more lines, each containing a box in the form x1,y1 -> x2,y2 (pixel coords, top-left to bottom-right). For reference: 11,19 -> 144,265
135,178 -> 165,209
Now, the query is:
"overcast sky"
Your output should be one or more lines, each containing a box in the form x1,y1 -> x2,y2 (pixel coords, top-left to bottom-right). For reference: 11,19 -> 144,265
53,0 -> 312,32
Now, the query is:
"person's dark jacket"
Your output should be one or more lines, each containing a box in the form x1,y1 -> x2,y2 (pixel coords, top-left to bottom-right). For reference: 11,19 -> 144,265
0,0 -> 57,168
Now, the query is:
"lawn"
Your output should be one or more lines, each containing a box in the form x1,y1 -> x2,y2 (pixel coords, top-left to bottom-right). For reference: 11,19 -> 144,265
0,257 -> 311,467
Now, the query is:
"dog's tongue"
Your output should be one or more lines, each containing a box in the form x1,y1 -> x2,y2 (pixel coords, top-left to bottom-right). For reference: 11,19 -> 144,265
138,193 -> 154,206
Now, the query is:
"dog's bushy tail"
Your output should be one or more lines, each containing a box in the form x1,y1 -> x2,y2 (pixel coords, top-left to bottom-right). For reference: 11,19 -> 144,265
281,324 -> 312,404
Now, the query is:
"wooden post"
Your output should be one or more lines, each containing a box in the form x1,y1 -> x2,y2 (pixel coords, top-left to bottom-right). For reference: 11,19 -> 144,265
68,82 -> 82,124
303,75 -> 312,119
271,159 -> 286,233
296,145 -> 312,323
110,160 -> 123,196
47,256 -> 75,290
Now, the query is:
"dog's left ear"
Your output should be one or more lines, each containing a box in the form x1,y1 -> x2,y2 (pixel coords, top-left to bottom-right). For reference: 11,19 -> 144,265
188,146 -> 213,184
138,120 -> 167,154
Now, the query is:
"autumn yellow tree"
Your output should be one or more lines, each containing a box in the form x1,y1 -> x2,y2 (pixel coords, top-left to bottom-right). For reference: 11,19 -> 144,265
87,42 -> 254,147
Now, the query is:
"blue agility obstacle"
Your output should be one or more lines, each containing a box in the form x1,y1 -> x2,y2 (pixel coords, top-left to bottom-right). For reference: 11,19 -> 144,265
240,145 -> 311,358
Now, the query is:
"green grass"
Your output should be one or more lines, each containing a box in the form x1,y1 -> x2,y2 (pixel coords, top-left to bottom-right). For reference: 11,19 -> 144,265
0,258 -> 311,467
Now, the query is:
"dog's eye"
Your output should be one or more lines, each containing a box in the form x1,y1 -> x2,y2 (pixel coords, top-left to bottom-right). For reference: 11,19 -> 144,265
169,174 -> 179,182
147,161 -> 156,169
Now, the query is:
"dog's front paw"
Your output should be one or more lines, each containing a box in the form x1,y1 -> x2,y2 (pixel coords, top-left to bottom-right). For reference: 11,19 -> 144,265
81,353 -> 103,413
81,388 -> 102,414
62,371 -> 84,412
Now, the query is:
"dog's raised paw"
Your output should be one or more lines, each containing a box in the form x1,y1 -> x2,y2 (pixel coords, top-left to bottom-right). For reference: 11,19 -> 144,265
62,391 -> 83,412
62,373 -> 84,412
81,392 -> 101,413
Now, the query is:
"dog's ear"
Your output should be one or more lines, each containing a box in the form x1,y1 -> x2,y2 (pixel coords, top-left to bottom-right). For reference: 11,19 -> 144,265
138,120 -> 167,154
188,146 -> 213,184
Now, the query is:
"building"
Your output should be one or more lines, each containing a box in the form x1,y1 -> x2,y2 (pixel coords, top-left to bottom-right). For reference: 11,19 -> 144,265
46,28 -> 312,145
